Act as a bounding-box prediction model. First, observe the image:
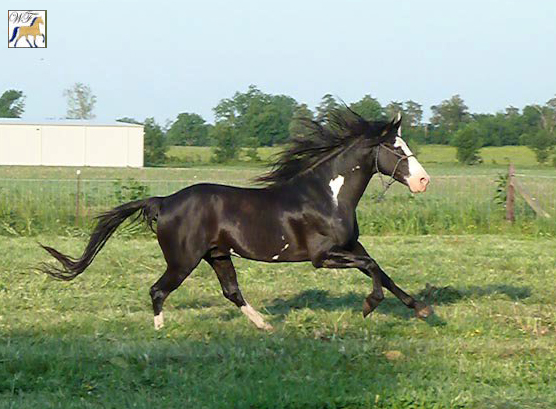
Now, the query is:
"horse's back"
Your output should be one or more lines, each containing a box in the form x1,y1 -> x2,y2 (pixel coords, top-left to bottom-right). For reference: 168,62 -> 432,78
154,182 -> 308,262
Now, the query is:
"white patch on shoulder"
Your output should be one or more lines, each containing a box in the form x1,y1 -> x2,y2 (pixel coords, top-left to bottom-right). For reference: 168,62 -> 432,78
154,312 -> 164,330
394,137 -> 425,178
329,175 -> 344,206
230,248 -> 241,258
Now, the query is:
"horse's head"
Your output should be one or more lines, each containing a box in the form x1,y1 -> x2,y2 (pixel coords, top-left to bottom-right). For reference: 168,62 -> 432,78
33,16 -> 44,26
373,114 -> 430,193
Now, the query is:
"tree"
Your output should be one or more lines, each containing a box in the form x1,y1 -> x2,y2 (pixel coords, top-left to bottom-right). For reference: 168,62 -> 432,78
430,95 -> 470,144
0,90 -> 25,118
350,94 -> 384,121
521,129 -> 555,164
213,85 -> 297,151
519,96 -> 556,163
316,94 -> 340,123
116,117 -> 142,125
453,123 -> 483,165
531,97 -> 556,134
288,103 -> 314,138
143,118 -> 167,166
211,122 -> 240,163
404,100 -> 423,127
64,83 -> 97,119
385,101 -> 403,120
166,113 -> 210,146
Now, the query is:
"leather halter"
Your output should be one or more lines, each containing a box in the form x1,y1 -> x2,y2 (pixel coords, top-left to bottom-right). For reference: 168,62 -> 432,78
374,143 -> 414,201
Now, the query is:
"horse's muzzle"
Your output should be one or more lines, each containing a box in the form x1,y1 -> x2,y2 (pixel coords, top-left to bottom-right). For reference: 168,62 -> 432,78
407,175 -> 430,193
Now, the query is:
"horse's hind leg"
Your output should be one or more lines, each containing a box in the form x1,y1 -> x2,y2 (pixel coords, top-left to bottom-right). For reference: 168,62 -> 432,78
149,264 -> 195,330
205,256 -> 273,331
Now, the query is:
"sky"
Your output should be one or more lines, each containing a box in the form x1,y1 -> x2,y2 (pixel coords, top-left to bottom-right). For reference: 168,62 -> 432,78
2,0 -> 556,124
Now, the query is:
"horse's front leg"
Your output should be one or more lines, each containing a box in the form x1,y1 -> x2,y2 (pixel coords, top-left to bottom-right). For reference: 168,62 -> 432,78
352,241 -> 433,319
311,246 -> 385,317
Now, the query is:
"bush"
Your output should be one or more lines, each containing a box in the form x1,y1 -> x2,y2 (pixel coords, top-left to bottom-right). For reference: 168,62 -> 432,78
521,129 -> 555,164
453,123 -> 483,165
112,178 -> 150,203
143,118 -> 167,166
211,123 -> 240,163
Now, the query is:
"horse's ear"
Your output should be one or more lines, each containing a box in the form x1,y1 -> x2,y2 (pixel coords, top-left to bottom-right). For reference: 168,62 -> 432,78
379,115 -> 401,143
393,113 -> 402,137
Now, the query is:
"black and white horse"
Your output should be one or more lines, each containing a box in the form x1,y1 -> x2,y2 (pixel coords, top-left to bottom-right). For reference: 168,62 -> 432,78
40,109 -> 432,331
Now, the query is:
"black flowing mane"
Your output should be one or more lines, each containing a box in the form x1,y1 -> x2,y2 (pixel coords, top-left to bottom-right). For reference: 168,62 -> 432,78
256,109 -> 388,186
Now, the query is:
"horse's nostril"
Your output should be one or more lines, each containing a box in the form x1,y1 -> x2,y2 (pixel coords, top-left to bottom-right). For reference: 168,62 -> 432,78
420,177 -> 429,186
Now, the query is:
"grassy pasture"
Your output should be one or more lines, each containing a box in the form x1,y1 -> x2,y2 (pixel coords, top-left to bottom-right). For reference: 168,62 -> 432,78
166,145 -> 545,169
1,160 -> 555,237
1,235 -> 555,408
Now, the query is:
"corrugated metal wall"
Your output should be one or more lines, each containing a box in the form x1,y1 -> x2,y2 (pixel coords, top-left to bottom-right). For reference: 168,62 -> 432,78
0,123 -> 143,167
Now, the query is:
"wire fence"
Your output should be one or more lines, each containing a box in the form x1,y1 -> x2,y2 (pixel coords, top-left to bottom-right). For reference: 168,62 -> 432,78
0,173 -> 555,236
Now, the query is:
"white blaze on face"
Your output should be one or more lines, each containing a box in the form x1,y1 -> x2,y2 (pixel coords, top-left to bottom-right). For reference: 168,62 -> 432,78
329,175 -> 344,205
393,136 -> 430,193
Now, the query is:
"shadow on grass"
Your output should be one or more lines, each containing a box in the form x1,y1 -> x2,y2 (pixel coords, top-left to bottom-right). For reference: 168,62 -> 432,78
416,283 -> 531,305
0,330 -> 402,408
264,283 -> 532,322
264,289 -> 416,321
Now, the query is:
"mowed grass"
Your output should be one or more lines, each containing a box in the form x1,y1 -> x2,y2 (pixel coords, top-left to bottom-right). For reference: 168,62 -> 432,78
1,235 -> 555,408
1,159 -> 555,237
0,144 -> 552,183
166,145 -> 545,169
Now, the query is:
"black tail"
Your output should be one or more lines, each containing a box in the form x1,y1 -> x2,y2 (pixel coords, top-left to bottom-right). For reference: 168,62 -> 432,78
39,197 -> 163,281
9,27 -> 19,43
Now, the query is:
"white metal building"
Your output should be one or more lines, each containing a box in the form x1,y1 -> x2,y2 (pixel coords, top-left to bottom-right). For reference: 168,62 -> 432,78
0,119 -> 144,167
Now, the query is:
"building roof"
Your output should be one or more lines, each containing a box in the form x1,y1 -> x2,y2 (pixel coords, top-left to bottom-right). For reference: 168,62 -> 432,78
0,118 -> 143,127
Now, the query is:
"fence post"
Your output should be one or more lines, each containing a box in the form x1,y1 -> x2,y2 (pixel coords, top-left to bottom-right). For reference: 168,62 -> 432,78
76,169 -> 81,226
506,163 -> 515,222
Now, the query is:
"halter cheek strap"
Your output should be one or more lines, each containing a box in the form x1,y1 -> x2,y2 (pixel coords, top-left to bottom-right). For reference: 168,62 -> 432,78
374,143 -> 414,201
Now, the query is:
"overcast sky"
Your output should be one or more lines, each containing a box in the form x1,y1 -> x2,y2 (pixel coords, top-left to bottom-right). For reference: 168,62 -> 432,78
2,0 -> 556,124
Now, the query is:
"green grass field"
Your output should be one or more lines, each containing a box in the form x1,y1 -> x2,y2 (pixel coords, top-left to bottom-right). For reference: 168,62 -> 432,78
166,145 -> 546,170
1,145 -> 555,408
1,154 -> 555,237
1,235 -> 555,408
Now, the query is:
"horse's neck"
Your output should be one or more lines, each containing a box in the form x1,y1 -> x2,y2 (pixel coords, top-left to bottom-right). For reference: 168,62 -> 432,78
312,148 -> 375,209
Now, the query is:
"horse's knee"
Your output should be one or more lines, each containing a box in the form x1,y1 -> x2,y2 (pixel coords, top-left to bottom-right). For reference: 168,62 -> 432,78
149,286 -> 159,300
372,291 -> 384,302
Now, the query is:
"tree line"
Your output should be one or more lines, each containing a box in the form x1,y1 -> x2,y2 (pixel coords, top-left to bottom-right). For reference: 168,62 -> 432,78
2,85 -> 556,165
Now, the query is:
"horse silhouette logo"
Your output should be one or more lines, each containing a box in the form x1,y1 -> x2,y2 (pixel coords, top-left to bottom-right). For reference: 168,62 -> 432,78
8,10 -> 46,48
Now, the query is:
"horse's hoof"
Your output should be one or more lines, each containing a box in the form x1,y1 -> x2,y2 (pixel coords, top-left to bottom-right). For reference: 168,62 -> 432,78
414,301 -> 434,319
362,296 -> 382,318
261,323 -> 274,332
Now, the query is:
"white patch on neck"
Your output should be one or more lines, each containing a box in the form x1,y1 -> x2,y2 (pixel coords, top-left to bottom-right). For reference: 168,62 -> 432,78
329,175 -> 344,206
393,137 -> 425,178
